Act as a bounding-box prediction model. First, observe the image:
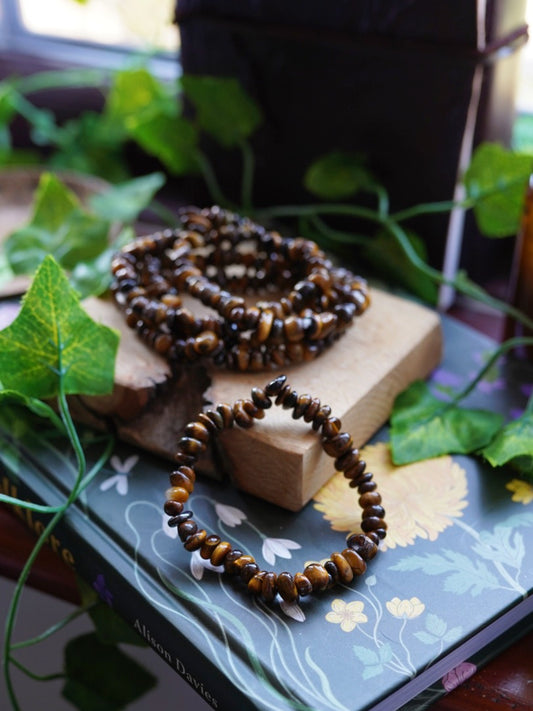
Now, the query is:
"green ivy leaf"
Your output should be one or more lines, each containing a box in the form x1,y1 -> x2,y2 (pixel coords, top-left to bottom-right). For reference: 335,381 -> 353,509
363,228 -> 438,304
128,112 -> 199,175
5,173 -> 110,274
105,67 -> 177,130
481,411 -> 533,480
390,381 -> 503,464
69,226 -> 135,298
463,143 -> 533,237
89,172 -> 166,223
62,633 -> 156,711
0,256 -> 119,399
304,152 -> 376,200
182,75 -> 262,148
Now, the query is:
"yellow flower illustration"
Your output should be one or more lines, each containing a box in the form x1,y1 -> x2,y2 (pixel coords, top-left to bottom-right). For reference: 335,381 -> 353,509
325,599 -> 367,632
506,478 -> 533,505
314,442 -> 468,550
386,596 -> 425,619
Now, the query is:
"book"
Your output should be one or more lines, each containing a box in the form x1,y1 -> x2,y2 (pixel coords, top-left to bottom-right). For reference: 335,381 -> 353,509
1,315 -> 532,711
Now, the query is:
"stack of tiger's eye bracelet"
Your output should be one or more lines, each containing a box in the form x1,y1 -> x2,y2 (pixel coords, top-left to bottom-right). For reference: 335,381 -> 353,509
164,375 -> 386,604
110,205 -> 370,371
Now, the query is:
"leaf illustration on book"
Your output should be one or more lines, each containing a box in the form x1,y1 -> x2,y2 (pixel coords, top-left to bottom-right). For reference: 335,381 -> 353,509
414,614 -> 462,645
390,550 -> 500,596
262,537 -> 301,565
471,526 -> 525,570
352,643 -> 393,680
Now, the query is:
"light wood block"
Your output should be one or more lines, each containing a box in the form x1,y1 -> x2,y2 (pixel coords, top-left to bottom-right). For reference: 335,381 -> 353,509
80,289 -> 442,510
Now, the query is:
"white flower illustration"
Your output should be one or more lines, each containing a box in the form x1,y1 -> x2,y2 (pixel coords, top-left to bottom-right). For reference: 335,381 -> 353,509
215,503 -> 247,527
262,537 -> 301,566
99,454 -> 139,496
163,513 -> 178,539
190,550 -> 224,580
280,600 -> 306,622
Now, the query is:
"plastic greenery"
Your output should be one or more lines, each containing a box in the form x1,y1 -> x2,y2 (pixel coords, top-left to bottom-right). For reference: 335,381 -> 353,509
0,257 -> 155,710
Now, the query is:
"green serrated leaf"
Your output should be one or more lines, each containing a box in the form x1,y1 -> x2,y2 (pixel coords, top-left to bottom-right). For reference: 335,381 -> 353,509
463,142 -> 533,237
304,152 -> 375,201
128,112 -> 199,175
482,411 -> 533,480
5,173 -> 111,275
105,67 -> 176,129
0,256 -> 119,399
89,603 -> 147,647
89,172 -> 165,223
390,381 -> 503,464
62,632 -> 156,711
182,74 -> 262,148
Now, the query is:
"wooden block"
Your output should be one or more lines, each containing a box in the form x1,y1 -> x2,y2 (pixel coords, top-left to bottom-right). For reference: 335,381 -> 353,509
78,289 -> 442,509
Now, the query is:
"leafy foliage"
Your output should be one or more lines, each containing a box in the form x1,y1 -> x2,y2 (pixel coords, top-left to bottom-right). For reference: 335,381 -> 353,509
463,142 -> 533,237
390,381 -> 503,465
0,256 -> 119,399
482,409 -> 533,480
304,152 -> 376,201
62,633 -> 156,711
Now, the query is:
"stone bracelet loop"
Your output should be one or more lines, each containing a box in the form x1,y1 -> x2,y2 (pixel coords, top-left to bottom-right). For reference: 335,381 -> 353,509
163,375 -> 386,605
110,205 -> 370,371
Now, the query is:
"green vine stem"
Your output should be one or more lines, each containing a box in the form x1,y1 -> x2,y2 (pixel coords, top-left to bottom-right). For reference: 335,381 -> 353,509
196,150 -> 233,209
2,335 -> 115,710
10,602 -> 97,652
8,656 -> 65,683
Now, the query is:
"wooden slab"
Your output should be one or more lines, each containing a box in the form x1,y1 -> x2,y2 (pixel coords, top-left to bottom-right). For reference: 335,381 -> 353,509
78,289 -> 442,510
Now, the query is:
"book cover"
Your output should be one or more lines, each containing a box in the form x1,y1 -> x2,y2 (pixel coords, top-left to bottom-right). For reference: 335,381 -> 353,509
1,316 -> 532,711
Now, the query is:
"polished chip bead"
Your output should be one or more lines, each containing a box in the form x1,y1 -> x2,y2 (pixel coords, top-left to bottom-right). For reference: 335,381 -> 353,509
342,547 -> 367,576
165,486 -> 190,503
200,535 -> 221,560
346,533 -> 378,561
210,541 -> 232,567
277,572 -> 299,603
261,572 -> 278,602
330,552 -> 354,584
294,572 -> 313,597
303,563 -> 330,592
184,529 -> 207,551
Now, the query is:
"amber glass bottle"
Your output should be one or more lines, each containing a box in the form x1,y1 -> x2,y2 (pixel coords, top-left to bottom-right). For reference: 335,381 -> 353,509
505,175 -> 533,359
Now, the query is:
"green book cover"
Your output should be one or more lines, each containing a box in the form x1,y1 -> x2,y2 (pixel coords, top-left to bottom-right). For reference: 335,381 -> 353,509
1,317 -> 532,711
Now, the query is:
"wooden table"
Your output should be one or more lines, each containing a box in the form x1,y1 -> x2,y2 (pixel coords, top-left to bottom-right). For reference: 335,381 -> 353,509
1,303 -> 532,710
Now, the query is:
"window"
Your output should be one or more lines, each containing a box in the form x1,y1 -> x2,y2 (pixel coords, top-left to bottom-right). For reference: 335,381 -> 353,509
0,0 -> 179,79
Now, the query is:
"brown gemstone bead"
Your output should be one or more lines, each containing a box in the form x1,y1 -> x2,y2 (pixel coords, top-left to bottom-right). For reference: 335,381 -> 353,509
203,409 -> 224,430
303,563 -> 330,593
216,403 -> 234,428
346,533 -> 379,561
359,491 -> 382,508
363,505 -> 386,519
362,517 -> 387,533
265,374 -> 287,396
200,535 -> 221,560
342,547 -> 367,576
312,405 -> 332,430
210,541 -> 232,566
170,465 -> 196,486
243,398 -> 265,419
277,572 -> 299,603
261,572 -> 278,602
178,519 -> 197,541
292,393 -> 312,419
163,500 -> 184,516
184,529 -> 207,551
169,471 -> 194,493
224,549 -> 244,574
240,562 -> 261,584
248,571 -> 267,596
251,387 -> 272,409
302,397 -> 321,423
294,572 -> 313,597
322,431 -> 352,457
321,417 -> 343,439
324,560 -> 338,586
192,330 -> 219,355
336,448 -> 362,473
256,309 -> 274,342
343,458 -> 365,479
330,552 -> 354,584
165,486 -> 190,503
174,451 -> 196,467
184,422 -> 210,443
196,412 -> 219,433
372,528 -> 387,541
358,480 -> 378,494
233,554 -> 256,571
283,315 -> 305,342
233,400 -> 255,428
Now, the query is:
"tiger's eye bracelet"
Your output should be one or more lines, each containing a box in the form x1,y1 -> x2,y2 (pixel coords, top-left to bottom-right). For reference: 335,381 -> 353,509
110,205 -> 370,372
164,375 -> 386,604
